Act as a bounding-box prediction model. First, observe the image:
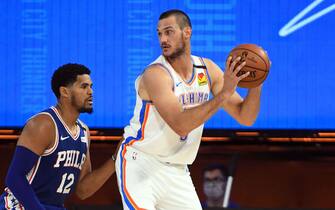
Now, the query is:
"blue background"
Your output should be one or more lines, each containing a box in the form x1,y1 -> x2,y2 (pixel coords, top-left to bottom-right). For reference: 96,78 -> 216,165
0,0 -> 334,129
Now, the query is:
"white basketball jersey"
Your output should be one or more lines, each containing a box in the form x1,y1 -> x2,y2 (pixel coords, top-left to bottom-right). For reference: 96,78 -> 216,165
123,55 -> 211,164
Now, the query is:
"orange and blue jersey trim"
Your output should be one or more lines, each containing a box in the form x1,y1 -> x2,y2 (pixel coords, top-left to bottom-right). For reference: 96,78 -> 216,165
118,101 -> 150,210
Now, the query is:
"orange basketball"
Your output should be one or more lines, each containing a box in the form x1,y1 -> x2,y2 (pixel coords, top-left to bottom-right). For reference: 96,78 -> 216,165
228,44 -> 270,88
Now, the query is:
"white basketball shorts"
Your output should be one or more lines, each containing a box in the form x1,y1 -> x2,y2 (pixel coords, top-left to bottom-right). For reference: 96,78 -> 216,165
115,145 -> 202,210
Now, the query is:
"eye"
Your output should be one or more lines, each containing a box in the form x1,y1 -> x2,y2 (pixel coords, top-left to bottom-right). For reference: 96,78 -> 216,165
81,83 -> 91,89
165,30 -> 173,35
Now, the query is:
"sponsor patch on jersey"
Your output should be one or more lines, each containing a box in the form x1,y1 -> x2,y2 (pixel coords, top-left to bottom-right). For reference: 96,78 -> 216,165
80,130 -> 88,143
197,72 -> 208,86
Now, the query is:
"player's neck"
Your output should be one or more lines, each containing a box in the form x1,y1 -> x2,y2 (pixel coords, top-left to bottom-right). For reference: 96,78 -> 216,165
55,103 -> 79,129
167,53 -> 193,81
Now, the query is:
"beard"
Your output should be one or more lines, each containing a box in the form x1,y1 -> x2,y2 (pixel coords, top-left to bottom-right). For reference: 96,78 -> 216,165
166,43 -> 185,60
78,107 -> 93,114
71,95 -> 93,114
163,34 -> 186,61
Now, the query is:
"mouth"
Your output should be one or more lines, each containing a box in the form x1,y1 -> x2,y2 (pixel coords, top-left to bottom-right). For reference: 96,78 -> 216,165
87,98 -> 93,105
161,45 -> 170,50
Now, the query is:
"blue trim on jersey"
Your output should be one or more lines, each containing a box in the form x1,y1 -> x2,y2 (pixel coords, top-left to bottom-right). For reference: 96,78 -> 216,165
186,65 -> 196,84
123,100 -> 148,145
200,57 -> 212,87
119,100 -> 148,209
183,56 -> 196,84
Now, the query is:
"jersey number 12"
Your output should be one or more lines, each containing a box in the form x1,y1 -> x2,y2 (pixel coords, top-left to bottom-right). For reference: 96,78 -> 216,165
57,173 -> 74,194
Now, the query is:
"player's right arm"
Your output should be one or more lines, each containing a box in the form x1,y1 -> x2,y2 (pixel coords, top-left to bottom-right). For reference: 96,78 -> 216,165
140,65 -> 228,137
5,115 -> 55,210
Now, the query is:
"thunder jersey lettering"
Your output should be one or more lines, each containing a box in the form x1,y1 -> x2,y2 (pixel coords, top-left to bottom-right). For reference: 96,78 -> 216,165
123,55 -> 211,164
1,106 -> 88,209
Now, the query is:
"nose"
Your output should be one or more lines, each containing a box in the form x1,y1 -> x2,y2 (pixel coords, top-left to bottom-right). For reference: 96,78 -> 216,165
160,34 -> 168,44
88,86 -> 93,95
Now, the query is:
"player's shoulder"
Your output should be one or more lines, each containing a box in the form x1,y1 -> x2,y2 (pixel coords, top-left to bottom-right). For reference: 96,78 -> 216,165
17,112 -> 56,154
145,63 -> 169,74
142,63 -> 172,82
144,55 -> 170,73
140,63 -> 174,94
25,113 -> 55,132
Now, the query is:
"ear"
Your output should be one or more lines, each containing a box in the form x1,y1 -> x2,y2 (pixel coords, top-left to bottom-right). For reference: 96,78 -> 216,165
183,27 -> 192,39
59,86 -> 71,99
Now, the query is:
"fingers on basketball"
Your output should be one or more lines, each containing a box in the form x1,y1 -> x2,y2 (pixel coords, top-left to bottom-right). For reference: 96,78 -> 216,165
227,44 -> 270,88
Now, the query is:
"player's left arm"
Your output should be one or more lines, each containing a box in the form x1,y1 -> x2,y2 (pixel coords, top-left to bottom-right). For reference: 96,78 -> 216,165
75,126 -> 115,200
203,58 -> 262,126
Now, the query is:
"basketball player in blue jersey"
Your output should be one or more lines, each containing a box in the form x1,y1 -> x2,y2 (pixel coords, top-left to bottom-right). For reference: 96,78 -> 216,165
115,9 -> 264,210
0,64 -> 116,210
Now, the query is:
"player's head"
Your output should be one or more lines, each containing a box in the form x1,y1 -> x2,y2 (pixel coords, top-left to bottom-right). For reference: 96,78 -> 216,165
203,163 -> 228,200
157,9 -> 192,59
51,63 -> 93,113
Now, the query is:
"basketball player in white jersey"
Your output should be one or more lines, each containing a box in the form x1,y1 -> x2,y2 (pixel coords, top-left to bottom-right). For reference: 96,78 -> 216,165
115,9 -> 263,210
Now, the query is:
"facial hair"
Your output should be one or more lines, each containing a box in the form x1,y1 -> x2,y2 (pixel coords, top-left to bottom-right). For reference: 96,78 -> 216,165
71,95 -> 93,114
78,106 -> 93,114
165,34 -> 186,61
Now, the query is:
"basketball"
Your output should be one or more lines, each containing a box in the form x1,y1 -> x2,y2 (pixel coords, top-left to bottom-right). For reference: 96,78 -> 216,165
228,43 -> 270,88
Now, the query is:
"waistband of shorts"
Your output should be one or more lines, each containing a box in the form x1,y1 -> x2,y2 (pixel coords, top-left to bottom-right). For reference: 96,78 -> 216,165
125,145 -> 187,169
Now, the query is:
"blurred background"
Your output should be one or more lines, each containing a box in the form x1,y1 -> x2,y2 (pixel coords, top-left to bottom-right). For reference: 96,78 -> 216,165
0,0 -> 335,209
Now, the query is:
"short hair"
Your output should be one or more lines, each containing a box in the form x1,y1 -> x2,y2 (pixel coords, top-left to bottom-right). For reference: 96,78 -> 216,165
51,63 -> 91,99
159,9 -> 192,29
203,163 -> 228,180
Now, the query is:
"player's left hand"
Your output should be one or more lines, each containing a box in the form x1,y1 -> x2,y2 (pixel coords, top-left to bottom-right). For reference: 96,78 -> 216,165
221,56 -> 248,99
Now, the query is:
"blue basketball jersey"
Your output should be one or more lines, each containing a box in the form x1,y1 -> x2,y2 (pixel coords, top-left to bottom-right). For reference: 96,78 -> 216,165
0,106 -> 88,209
